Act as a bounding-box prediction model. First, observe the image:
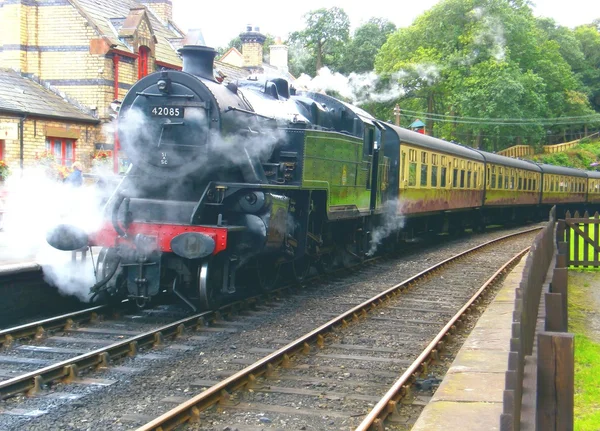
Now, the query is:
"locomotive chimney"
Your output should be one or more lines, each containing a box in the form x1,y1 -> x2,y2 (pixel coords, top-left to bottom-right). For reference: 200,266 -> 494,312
178,45 -> 217,81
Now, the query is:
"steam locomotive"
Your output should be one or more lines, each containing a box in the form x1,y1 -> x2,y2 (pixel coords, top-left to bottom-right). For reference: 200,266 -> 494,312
47,44 -> 600,310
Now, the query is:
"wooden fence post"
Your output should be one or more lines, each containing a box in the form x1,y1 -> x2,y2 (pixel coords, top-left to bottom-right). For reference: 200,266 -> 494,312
536,332 -> 574,431
545,293 -> 566,332
551,268 -> 568,330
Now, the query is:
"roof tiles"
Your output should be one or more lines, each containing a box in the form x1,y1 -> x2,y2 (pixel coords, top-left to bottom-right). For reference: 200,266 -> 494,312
0,70 -> 98,122
72,0 -> 183,67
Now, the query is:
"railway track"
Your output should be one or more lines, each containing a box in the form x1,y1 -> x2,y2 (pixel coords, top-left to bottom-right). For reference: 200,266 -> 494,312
0,249 -> 381,401
134,228 -> 538,431
0,225 -> 539,430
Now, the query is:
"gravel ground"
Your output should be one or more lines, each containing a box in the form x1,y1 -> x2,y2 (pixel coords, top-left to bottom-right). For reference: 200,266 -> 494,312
0,225 -> 541,431
195,233 -> 537,430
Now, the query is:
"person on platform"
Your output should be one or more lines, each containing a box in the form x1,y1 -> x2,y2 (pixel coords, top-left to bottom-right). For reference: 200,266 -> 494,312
64,162 -> 83,187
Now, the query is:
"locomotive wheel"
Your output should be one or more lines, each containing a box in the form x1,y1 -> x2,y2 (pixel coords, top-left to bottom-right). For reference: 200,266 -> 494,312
316,252 -> 335,274
257,261 -> 280,292
292,256 -> 312,283
92,248 -> 122,304
198,261 -> 220,310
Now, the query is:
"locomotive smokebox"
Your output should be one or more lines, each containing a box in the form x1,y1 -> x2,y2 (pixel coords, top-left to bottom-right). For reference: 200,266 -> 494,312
179,45 -> 218,81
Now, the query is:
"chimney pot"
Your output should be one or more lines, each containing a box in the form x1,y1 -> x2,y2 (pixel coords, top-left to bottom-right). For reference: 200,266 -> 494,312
254,26 -> 260,32
246,24 -> 252,31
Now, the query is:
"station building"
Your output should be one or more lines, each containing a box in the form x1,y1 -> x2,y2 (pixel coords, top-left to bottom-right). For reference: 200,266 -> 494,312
0,0 -> 289,175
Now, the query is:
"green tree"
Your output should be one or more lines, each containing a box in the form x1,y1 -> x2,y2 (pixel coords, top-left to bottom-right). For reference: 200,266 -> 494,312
289,7 -> 350,75
375,0 -> 595,149
573,25 -> 600,111
338,18 -> 396,74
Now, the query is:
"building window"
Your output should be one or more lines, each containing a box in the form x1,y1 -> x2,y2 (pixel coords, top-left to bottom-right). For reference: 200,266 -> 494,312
138,46 -> 150,79
46,137 -> 76,166
0,140 -> 4,160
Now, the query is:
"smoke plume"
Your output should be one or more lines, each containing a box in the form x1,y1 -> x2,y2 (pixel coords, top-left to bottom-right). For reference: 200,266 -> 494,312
0,168 -> 105,301
367,199 -> 406,256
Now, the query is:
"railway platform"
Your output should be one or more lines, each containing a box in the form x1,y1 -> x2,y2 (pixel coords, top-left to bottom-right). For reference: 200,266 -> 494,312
411,257 -> 526,431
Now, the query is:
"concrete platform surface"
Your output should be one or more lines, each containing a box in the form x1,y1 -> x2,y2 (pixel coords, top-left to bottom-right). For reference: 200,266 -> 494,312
411,257 -> 525,431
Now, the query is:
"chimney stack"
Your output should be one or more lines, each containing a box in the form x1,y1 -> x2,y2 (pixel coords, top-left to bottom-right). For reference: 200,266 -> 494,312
239,24 -> 266,68
269,37 -> 288,73
140,0 -> 172,23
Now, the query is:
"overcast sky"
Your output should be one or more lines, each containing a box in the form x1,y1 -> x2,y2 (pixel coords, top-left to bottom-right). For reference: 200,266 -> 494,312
172,0 -> 600,49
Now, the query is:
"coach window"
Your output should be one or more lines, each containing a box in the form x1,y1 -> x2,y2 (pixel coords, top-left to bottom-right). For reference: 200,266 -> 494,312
420,152 -> 428,187
46,137 -> 76,166
498,168 -> 503,190
467,164 -> 472,188
400,151 -> 406,186
408,149 -> 417,187
431,154 -> 438,187
453,159 -> 459,188
533,178 -> 537,191
441,156 -> 447,187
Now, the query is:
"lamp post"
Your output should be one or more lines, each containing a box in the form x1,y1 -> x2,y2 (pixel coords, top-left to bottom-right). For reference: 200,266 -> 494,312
393,104 -> 401,126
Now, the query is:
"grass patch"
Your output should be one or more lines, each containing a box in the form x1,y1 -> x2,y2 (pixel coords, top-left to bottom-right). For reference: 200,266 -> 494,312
569,272 -> 600,430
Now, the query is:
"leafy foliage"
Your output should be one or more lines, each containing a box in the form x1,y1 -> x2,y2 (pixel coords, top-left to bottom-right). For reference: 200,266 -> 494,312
374,0 -> 599,150
337,18 -> 396,74
530,138 -> 600,170
289,7 -> 350,74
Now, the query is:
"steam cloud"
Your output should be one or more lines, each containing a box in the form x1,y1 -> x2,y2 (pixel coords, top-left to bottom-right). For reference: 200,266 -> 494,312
0,168 -> 105,301
468,7 -> 506,62
295,65 -> 441,105
295,67 -> 409,105
367,199 -> 406,256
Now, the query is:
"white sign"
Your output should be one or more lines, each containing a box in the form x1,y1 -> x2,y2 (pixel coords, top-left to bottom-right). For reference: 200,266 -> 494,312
0,123 -> 18,140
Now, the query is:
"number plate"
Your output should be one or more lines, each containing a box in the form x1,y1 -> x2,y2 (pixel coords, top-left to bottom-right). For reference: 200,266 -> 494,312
150,106 -> 184,117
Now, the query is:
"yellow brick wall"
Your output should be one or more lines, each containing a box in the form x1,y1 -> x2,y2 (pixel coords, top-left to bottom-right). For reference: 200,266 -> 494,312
242,42 -> 263,68
0,115 -> 101,171
0,3 -> 31,71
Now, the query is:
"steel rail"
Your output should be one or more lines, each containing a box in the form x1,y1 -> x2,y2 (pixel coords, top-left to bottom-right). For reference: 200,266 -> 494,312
0,305 -> 107,348
356,246 -> 531,431
0,311 -> 210,400
136,227 -> 541,431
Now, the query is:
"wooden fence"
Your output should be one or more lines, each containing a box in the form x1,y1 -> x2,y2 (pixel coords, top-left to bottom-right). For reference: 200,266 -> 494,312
561,210 -> 600,267
501,207 -> 575,431
497,145 -> 535,158
496,132 -> 599,159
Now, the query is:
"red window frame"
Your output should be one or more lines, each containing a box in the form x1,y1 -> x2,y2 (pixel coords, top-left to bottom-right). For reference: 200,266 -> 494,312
138,46 -> 150,79
0,140 -> 4,160
46,137 -> 76,166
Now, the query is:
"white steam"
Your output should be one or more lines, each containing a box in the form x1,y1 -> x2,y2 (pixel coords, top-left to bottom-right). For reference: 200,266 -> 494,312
470,7 -> 506,62
367,199 -> 406,256
0,168 -> 104,301
295,65 -> 440,105
295,67 -> 409,105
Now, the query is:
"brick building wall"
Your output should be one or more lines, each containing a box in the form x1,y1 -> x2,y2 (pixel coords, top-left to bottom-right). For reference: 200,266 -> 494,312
0,0 -> 184,171
0,114 -> 98,170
